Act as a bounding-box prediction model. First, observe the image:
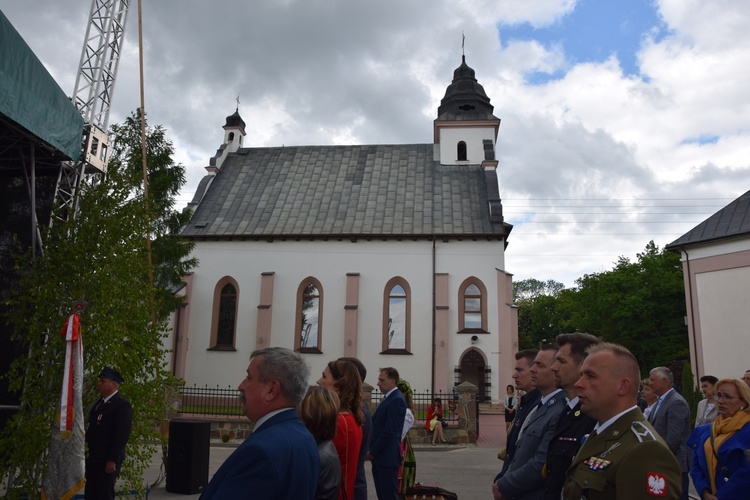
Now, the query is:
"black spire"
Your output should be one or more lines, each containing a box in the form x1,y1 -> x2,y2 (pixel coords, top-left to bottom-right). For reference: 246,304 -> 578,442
224,109 -> 246,131
437,56 -> 497,121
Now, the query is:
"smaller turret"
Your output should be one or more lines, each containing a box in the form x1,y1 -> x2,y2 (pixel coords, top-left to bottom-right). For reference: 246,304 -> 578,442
434,56 -> 501,166
207,109 -> 246,173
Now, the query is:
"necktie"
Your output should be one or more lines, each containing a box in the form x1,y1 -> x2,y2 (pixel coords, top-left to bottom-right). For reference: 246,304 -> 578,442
517,401 -> 543,441
649,397 -> 661,423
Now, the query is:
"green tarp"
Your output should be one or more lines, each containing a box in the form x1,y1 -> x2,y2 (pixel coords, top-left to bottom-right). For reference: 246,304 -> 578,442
0,9 -> 83,161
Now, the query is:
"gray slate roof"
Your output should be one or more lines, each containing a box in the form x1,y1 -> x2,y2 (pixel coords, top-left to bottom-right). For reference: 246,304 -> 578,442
182,143 -> 510,239
666,189 -> 750,248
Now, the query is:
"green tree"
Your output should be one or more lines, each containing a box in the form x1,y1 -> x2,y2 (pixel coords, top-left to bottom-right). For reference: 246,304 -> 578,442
513,278 -> 569,349
108,111 -> 197,319
0,111 -> 194,496
567,241 -> 688,370
681,362 -> 703,426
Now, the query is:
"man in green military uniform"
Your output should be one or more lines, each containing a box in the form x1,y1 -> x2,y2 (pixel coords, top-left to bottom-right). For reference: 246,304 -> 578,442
563,343 -> 682,499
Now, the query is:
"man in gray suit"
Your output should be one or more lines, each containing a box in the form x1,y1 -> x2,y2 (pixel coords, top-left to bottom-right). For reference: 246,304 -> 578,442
648,366 -> 691,500
493,345 -> 566,500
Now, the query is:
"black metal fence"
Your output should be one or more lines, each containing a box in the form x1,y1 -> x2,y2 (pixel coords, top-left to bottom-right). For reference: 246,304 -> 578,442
176,384 -> 465,422
370,389 -> 460,424
178,384 -> 244,417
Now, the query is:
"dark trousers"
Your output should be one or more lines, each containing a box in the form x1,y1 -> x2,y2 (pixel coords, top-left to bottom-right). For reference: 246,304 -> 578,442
85,459 -> 119,500
371,464 -> 398,500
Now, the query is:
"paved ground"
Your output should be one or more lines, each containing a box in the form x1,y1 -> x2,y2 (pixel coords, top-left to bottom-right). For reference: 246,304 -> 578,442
139,414 -> 506,499
143,445 -> 503,499
124,414 -> 698,499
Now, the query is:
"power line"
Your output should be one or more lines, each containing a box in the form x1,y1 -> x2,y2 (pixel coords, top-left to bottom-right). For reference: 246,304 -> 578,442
502,198 -> 734,201
508,221 -> 704,224
505,210 -> 719,214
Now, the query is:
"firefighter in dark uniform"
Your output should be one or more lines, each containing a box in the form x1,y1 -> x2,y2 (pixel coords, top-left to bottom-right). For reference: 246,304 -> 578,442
563,343 -> 682,500
85,367 -> 133,500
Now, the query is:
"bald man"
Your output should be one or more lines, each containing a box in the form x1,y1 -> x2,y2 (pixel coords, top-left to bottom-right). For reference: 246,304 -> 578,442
563,343 -> 682,499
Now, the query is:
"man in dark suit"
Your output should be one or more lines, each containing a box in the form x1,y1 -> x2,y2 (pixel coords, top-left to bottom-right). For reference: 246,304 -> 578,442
649,366 -> 691,500
201,347 -> 319,499
339,357 -> 372,500
494,345 -> 565,500
497,349 -> 540,476
542,332 -> 599,499
367,366 -> 406,500
85,366 -> 133,500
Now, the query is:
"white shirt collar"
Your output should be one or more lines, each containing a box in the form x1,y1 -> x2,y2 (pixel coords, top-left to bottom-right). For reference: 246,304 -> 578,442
102,390 -> 118,403
567,395 -> 579,409
384,386 -> 399,398
658,388 -> 674,401
540,388 -> 563,406
252,407 -> 294,432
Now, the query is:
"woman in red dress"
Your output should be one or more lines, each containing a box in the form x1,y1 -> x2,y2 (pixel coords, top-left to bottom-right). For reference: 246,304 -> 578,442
317,359 -> 364,500
425,397 -> 447,445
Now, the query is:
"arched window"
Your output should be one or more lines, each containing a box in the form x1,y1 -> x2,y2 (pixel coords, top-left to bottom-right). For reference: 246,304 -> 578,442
295,278 -> 323,353
209,277 -> 239,350
382,277 -> 411,353
457,141 -> 467,161
458,277 -> 488,333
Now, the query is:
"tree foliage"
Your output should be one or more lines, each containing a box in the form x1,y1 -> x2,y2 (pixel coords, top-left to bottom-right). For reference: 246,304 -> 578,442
681,362 -> 703,425
513,278 -> 569,348
0,111 -> 194,496
514,241 -> 689,372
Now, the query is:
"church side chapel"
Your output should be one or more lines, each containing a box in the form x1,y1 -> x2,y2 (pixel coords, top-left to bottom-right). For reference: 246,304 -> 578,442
175,55 -> 518,401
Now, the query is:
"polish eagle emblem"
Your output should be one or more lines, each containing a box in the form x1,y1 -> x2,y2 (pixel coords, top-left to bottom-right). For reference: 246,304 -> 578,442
646,472 -> 667,496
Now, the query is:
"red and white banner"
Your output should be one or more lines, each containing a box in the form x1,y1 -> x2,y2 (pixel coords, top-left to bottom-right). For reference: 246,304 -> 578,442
59,312 -> 81,431
41,312 -> 85,500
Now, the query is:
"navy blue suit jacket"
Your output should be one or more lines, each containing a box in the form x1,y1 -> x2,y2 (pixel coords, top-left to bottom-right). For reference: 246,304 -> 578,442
499,389 -> 541,476
85,391 -> 133,465
369,390 -> 406,467
200,408 -> 319,499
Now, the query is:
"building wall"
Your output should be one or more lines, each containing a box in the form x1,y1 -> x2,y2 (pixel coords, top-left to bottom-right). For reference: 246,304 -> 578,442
175,238 -> 513,400
678,240 -> 750,380
438,127 -> 497,164
695,267 -> 750,378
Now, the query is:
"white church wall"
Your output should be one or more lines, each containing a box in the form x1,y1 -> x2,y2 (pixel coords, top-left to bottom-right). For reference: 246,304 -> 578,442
181,237 -> 509,399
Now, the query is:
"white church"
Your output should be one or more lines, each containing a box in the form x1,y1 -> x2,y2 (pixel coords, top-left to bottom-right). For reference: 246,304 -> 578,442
172,56 -> 518,402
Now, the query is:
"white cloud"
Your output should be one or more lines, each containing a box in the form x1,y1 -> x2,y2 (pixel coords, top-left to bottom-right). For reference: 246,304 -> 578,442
460,0 -> 578,28
4,0 -> 750,287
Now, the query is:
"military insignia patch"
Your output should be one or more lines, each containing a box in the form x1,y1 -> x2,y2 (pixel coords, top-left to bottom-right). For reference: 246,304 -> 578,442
646,472 -> 667,496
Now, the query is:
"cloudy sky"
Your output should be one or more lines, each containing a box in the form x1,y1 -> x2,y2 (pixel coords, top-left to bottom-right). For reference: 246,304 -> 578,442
4,0 -> 750,287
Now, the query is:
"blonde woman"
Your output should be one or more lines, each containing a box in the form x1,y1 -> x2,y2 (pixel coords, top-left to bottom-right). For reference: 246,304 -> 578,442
687,378 -> 750,500
299,387 -> 342,500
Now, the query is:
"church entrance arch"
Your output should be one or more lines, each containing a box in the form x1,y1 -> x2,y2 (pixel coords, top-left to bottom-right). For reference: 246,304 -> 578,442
456,348 -> 490,403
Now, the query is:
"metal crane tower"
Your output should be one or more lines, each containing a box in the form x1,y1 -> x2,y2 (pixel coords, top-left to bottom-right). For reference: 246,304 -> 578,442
52,0 -> 130,222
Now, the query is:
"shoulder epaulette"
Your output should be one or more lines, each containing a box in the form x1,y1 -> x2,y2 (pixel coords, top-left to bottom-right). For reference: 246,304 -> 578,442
630,421 -> 657,443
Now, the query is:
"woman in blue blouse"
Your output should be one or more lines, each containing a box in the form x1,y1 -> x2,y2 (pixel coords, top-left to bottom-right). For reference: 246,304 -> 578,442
687,378 -> 750,500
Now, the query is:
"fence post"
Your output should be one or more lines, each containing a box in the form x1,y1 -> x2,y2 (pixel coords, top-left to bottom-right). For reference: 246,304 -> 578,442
455,381 -> 478,444
362,382 -> 374,413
